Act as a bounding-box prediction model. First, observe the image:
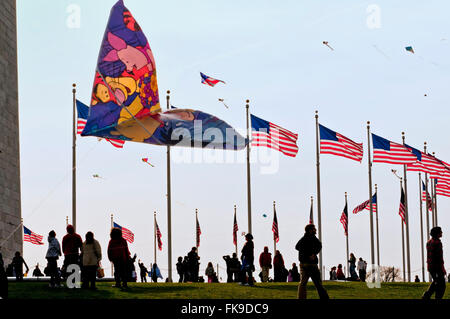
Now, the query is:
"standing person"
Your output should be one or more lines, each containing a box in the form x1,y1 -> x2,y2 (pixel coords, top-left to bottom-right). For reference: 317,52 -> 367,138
32,264 -> 44,278
336,264 -> 345,280
240,233 -> 255,286
422,226 -> 446,299
0,251 -> 7,299
176,257 -> 184,283
357,257 -> 367,282
62,225 -> 82,279
258,247 -> 272,283
182,256 -> 189,282
205,262 -> 215,283
45,230 -> 62,288
149,263 -> 163,282
289,263 -> 300,282
415,275 -> 420,283
348,253 -> 358,281
273,250 -> 286,282
12,251 -> 29,281
295,224 -> 329,299
222,255 -> 234,283
329,266 -> 337,280
81,231 -> 102,290
187,247 -> 200,282
138,260 -> 148,283
128,253 -> 137,282
230,253 -> 241,282
107,227 -> 130,290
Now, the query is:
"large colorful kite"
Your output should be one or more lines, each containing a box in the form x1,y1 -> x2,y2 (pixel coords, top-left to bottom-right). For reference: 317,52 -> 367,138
81,0 -> 246,150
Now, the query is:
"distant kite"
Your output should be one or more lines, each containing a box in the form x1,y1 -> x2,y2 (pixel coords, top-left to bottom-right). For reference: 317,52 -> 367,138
92,174 -> 103,179
323,41 -> 334,51
218,98 -> 229,109
405,46 -> 414,54
142,158 -> 154,167
262,214 -> 267,218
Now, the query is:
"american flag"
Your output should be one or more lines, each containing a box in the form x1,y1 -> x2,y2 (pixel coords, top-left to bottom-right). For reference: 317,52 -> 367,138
251,114 -> 299,157
200,72 -> 225,87
422,181 -> 433,211
196,214 -> 201,248
272,208 -> 279,243
76,99 -> 125,148
372,134 -> 417,165
309,201 -> 314,224
155,219 -> 162,251
23,226 -> 44,245
233,210 -> 238,246
340,201 -> 348,236
399,187 -> 406,224
436,179 -> 450,197
319,124 -> 363,162
113,222 -> 134,243
353,193 -> 376,214
406,144 -> 447,175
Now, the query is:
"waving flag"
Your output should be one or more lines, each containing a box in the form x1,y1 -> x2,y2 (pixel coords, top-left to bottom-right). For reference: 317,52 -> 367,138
340,202 -> 348,236
155,219 -> 162,251
23,226 -> 44,245
436,179 -> 450,197
353,193 -> 376,214
319,124 -> 363,162
251,114 -> 299,157
272,208 -> 279,243
309,201 -> 314,224
399,187 -> 406,224
364,193 -> 377,212
422,181 -> 433,212
233,210 -> 238,246
372,134 -> 417,165
113,222 -> 134,243
200,72 -> 225,87
196,215 -> 201,248
405,144 -> 447,175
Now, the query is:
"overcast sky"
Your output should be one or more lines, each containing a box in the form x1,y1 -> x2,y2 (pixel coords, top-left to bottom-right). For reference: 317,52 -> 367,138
16,0 -> 449,281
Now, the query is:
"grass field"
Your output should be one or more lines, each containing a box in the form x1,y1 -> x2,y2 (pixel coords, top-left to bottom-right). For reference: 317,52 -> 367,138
6,281 -> 450,299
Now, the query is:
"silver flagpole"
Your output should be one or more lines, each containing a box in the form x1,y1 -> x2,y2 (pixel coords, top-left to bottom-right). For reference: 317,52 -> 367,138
246,100 -> 252,234
273,201 -> 277,254
375,184 -> 380,268
166,90 -> 173,282
111,214 -> 114,277
418,173 -> 425,282
234,205 -> 238,256
424,142 -> 431,282
401,132 -> 411,282
154,211 -> 157,264
345,192 -> 349,278
366,122 -> 375,268
315,111 -> 323,274
72,83 -> 77,231
400,178 -> 406,282
432,152 -> 438,226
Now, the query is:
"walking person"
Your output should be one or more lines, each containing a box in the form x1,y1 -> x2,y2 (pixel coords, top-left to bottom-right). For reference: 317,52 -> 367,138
107,227 -> 130,290
149,263 -> 163,282
205,262 -> 215,283
273,250 -> 286,282
45,230 -> 62,288
138,260 -> 148,283
348,253 -> 358,281
240,233 -> 255,286
258,247 -> 272,283
295,224 -> 329,299
357,257 -> 367,282
422,226 -> 446,299
12,251 -> 29,281
62,225 -> 82,279
81,231 -> 102,290
176,256 -> 184,283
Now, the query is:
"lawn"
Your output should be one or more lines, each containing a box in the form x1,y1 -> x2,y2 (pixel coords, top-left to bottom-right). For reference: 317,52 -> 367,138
6,281 -> 450,299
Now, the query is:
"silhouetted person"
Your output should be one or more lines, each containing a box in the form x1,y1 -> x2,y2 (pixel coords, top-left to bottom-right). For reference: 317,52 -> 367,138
149,263 -> 162,282
273,250 -> 287,282
415,275 -> 420,283
336,264 -> 345,280
0,252 -> 7,299
81,231 -> 102,290
32,264 -> 44,278
230,253 -> 241,282
295,224 -> 329,299
259,247 -> 272,283
329,266 -> 337,280
223,255 -> 234,283
187,247 -> 200,282
62,225 -> 82,279
422,226 -> 446,299
357,257 -> 367,282
182,256 -> 189,282
348,253 -> 358,281
12,251 -> 29,281
108,227 -> 130,290
138,260 -> 148,283
289,263 -> 300,282
45,230 -> 62,288
205,262 -> 215,283
176,256 -> 184,283
240,233 -> 255,286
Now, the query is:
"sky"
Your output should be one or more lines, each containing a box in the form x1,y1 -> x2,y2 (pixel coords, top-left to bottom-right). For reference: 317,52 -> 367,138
15,0 -> 450,281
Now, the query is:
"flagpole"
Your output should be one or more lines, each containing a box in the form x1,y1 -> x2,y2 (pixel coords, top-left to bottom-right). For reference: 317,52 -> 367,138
401,132 -> 411,282
72,83 -> 77,232
375,184 -> 380,269
315,110 -> 323,274
234,205 -> 238,256
366,121 -> 375,269
166,90 -> 173,282
345,192 -> 349,278
273,201 -> 277,254
432,152 -> 438,226
418,173 -> 425,282
424,142 -> 431,282
400,178 -> 405,282
310,196 -> 313,224
246,99 -> 252,234
66,216 -> 68,226
195,209 -> 199,255
154,211 -> 157,264
111,214 -> 114,277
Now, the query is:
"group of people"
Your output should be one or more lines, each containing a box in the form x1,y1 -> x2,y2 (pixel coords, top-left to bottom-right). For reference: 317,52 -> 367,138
258,247 -> 300,283
175,247 -> 202,283
329,255 -> 368,282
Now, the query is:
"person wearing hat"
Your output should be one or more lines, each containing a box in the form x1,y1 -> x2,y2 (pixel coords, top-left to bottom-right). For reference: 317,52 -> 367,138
240,233 -> 255,286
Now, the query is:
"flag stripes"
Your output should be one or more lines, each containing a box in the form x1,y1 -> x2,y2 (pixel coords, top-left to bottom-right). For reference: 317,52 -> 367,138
196,215 -> 201,248
23,226 -> 44,245
399,187 -> 406,224
272,209 -> 279,243
155,219 -> 162,251
340,202 -> 348,236
319,124 -> 363,162
113,222 -> 134,243
233,211 -> 238,246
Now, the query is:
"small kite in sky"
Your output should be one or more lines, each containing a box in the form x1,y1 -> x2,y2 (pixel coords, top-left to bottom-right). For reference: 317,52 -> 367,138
218,98 -> 229,109
322,41 -> 334,51
405,46 -> 414,54
92,174 -> 103,179
142,158 -> 155,167
262,214 -> 267,218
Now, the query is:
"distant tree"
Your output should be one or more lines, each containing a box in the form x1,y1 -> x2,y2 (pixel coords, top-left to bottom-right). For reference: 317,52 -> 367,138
366,266 -> 401,282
